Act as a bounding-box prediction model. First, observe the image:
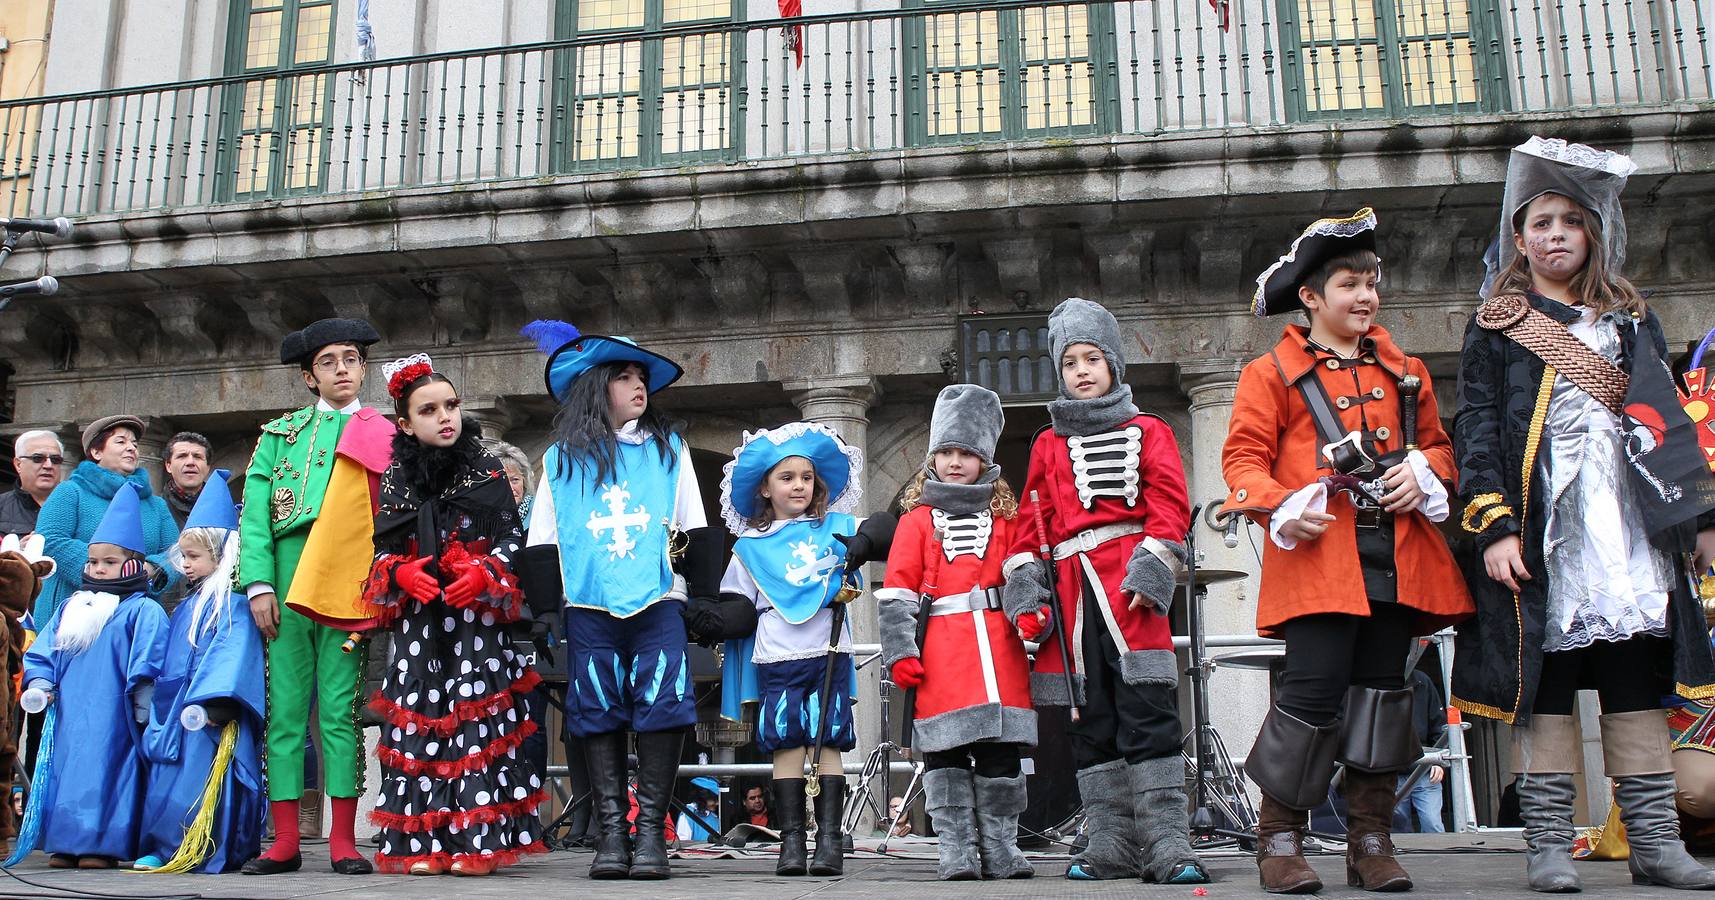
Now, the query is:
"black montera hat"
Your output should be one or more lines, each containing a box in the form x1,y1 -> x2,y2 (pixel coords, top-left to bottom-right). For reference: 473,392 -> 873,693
280,318 -> 381,365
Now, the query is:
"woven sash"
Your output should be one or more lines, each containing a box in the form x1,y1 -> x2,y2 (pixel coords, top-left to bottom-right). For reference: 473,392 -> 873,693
1474,293 -> 1628,415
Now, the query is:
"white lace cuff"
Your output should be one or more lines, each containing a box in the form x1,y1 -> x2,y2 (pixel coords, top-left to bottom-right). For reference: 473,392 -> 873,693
1408,450 -> 1450,523
1269,482 -> 1328,551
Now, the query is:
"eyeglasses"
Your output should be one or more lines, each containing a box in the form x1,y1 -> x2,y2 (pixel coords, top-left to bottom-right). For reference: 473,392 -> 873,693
313,354 -> 365,373
17,454 -> 63,466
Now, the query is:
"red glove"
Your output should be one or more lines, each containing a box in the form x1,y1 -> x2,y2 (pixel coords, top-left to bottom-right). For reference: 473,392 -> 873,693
442,559 -> 490,606
891,656 -> 925,689
1016,605 -> 1052,641
394,557 -> 440,602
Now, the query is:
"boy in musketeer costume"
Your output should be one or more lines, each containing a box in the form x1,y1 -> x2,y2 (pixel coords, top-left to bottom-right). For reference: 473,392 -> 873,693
516,321 -> 717,880
715,421 -> 891,877
1453,137 -> 1715,892
135,469 -> 267,873
1221,209 -> 1472,894
13,483 -> 169,869
1001,297 -> 1208,884
240,318 -> 395,876
877,384 -> 1036,881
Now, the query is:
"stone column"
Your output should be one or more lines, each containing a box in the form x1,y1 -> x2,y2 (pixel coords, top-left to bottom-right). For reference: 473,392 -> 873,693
463,397 -> 516,444
783,376 -> 882,808
1175,360 -> 1270,780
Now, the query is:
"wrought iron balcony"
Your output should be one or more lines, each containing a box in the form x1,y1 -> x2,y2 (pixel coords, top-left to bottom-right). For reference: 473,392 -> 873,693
0,0 -> 1709,218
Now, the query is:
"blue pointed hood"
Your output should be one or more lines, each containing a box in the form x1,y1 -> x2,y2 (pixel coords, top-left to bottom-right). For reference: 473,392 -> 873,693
184,469 -> 238,532
90,482 -> 147,554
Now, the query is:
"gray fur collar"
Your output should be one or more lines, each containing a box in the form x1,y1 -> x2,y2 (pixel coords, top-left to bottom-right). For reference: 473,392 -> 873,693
1048,384 -> 1139,436
920,466 -> 999,515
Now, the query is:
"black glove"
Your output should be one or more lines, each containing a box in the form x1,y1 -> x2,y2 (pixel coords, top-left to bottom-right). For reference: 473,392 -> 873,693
682,592 -> 759,646
834,511 -> 898,569
515,543 -> 564,620
682,597 -> 725,648
202,698 -> 242,727
678,526 -> 729,599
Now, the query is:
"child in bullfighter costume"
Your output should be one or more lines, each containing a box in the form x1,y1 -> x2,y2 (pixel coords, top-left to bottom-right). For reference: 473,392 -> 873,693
1001,297 -> 1207,884
878,384 -> 1036,880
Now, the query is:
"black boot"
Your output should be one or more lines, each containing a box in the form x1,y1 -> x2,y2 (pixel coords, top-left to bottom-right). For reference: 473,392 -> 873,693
629,730 -> 684,880
774,778 -> 809,876
585,732 -> 632,880
809,775 -> 846,876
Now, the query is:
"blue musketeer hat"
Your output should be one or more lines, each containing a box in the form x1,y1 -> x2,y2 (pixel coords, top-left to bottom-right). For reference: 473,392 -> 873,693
522,320 -> 683,403
184,469 -> 239,532
719,422 -> 865,536
90,482 -> 147,555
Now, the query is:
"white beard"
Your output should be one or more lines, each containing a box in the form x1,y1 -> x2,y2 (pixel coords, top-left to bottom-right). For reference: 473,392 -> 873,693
54,591 -> 121,655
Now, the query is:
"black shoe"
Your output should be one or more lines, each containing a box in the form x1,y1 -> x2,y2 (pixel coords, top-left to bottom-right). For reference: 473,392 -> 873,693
240,854 -> 303,875
585,732 -> 633,879
331,856 -> 374,875
629,730 -> 684,880
773,778 -> 809,876
809,775 -> 846,877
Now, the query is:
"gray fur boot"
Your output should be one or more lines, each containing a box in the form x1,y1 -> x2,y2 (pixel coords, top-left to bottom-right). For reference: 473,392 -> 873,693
1129,757 -> 1209,884
1067,760 -> 1140,880
972,774 -> 1034,879
1601,709 -> 1715,890
923,768 -> 983,881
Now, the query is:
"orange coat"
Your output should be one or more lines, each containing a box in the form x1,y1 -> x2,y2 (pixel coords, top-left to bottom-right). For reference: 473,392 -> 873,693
1219,324 -> 1472,637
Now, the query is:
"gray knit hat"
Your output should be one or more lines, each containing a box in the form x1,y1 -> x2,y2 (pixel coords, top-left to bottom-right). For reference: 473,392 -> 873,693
1048,297 -> 1125,393
927,384 -> 1003,466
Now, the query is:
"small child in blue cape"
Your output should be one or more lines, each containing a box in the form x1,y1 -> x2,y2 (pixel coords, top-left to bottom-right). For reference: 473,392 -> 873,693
17,482 -> 169,869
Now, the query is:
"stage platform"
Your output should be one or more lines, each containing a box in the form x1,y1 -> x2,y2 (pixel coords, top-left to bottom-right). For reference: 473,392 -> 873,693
0,833 -> 1658,898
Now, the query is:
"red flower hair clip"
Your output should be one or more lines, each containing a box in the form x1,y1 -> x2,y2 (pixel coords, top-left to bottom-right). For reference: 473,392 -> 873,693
383,353 -> 436,400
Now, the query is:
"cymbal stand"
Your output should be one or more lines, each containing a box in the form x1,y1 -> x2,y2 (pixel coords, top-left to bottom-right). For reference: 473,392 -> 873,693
1183,502 -> 1259,848
843,649 -> 923,852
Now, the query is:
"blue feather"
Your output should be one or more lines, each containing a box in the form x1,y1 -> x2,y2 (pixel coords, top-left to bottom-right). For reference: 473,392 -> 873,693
521,320 -> 582,355
4,705 -> 55,867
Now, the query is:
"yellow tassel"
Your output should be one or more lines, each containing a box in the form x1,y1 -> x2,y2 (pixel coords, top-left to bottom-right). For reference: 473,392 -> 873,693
150,721 -> 239,874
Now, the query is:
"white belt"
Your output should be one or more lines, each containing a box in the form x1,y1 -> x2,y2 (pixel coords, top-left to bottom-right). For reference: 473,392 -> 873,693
1051,522 -> 1144,560
928,587 -> 1004,616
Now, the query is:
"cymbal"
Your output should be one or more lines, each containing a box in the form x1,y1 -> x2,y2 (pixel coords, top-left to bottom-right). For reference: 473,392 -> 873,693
1214,648 -> 1285,671
1177,567 -> 1249,586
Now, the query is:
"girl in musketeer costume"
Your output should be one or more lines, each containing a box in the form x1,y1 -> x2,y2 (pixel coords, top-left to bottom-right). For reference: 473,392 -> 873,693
515,322 -> 717,881
716,422 -> 892,877
877,384 -> 1037,881
1000,298 -> 1207,885
134,469 -> 267,874
1452,136 -> 1715,892
1221,208 -> 1472,894
362,354 -> 544,876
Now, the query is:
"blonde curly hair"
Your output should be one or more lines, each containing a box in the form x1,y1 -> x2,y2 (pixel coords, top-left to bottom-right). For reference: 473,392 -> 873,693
899,464 -> 1018,519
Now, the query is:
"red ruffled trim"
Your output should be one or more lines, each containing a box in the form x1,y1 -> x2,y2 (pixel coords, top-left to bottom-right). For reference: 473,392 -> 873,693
376,718 -> 539,778
373,839 -> 547,874
364,556 -> 405,609
369,670 -> 543,737
370,788 -> 548,833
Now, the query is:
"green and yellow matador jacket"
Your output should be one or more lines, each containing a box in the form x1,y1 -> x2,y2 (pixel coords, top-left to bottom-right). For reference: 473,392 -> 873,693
239,403 -> 353,601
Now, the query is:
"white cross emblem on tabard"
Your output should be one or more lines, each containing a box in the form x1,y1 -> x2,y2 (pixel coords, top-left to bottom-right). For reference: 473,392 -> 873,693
784,539 -> 840,587
586,482 -> 651,559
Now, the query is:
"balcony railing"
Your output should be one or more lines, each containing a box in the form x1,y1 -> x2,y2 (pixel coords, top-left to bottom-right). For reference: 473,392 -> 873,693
0,0 -> 1709,218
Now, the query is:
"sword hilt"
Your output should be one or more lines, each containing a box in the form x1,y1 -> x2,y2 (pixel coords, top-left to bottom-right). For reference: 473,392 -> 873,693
1398,374 -> 1422,452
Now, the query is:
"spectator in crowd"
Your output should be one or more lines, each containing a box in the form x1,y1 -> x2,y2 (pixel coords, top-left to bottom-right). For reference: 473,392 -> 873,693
161,432 -> 218,528
36,415 -> 180,623
490,441 -> 534,522
676,778 -> 721,843
742,784 -> 772,829
0,430 -> 65,536
1396,665 -> 1448,833
888,796 -> 913,838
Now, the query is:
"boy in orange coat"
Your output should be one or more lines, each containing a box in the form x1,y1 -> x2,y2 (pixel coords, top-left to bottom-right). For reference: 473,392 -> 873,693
1220,208 -> 1472,894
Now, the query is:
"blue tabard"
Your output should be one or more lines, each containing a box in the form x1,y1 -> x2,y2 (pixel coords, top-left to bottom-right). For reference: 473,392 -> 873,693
545,436 -> 681,619
730,513 -> 857,626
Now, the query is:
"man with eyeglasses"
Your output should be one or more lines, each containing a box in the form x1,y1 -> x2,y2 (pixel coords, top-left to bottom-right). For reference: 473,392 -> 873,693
238,317 -> 390,877
0,431 -> 64,536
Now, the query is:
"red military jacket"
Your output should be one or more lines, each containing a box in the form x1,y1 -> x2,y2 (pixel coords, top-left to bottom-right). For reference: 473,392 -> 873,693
1007,414 -> 1190,683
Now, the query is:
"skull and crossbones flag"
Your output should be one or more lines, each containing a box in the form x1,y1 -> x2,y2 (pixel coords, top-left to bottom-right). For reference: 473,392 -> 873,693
1624,331 -> 1715,537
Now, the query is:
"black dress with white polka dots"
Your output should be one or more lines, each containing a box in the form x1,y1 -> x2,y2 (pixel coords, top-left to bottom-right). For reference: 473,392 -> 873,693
363,428 -> 545,873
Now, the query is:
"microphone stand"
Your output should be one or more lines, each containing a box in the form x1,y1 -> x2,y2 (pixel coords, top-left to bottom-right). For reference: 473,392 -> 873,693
0,230 -> 22,273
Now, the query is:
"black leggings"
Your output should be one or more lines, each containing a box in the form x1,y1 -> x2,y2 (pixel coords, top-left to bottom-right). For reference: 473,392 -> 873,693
924,742 -> 1023,778
1530,635 -> 1670,717
1276,603 -> 1416,727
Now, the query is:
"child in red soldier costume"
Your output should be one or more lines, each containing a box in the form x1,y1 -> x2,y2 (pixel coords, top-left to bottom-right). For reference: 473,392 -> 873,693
1001,298 -> 1207,885
877,384 -> 1035,881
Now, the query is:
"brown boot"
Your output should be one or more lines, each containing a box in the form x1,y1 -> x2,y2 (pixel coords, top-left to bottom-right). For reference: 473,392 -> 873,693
1257,794 -> 1322,894
1343,770 -> 1411,892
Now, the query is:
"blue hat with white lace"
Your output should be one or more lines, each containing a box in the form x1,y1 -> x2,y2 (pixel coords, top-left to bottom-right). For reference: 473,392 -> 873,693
719,422 -> 865,536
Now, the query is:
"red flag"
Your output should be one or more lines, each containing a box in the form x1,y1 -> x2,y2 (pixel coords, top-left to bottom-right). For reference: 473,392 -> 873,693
1208,0 -> 1231,31
779,0 -> 804,68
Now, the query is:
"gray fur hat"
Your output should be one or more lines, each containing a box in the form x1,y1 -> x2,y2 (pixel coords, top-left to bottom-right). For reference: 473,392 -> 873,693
1048,297 -> 1125,391
928,384 -> 1003,465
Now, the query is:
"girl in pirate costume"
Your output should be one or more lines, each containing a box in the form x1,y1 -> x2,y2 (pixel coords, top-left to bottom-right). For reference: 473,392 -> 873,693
716,422 -> 891,878
1221,208 -> 1472,894
1453,137 -> 1715,892
876,384 -> 1036,881
515,322 -> 715,881
362,354 -> 544,876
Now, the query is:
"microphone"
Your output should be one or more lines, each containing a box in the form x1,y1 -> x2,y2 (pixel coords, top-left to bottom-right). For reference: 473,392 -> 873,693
0,276 -> 57,299
3,217 -> 72,238
1223,512 -> 1242,549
